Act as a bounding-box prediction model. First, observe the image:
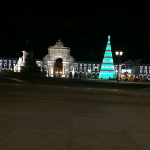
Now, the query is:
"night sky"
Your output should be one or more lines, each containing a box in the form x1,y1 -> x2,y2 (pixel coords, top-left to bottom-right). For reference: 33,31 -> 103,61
1,1 -> 150,63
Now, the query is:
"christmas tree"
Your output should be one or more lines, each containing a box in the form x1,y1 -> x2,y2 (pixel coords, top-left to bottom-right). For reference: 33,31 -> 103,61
99,35 -> 116,79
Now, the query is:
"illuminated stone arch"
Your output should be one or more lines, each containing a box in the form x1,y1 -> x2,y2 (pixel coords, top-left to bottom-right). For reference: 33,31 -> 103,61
43,39 -> 74,77
54,56 -> 64,62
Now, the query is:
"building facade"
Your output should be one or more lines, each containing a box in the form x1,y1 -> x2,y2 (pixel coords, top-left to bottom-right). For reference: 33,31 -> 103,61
0,57 -> 18,75
35,39 -> 122,79
0,38 -> 150,81
122,59 -> 150,81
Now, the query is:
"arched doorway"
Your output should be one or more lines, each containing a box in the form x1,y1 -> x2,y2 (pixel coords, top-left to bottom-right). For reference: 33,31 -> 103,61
87,73 -> 91,78
148,75 -> 150,81
74,72 -> 78,78
79,72 -> 82,79
83,73 -> 87,78
54,58 -> 63,77
69,72 -> 72,78
139,75 -> 142,81
144,75 -> 147,81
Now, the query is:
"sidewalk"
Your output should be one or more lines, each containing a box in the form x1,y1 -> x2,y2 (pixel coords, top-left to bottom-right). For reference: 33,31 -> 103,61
0,98 -> 150,149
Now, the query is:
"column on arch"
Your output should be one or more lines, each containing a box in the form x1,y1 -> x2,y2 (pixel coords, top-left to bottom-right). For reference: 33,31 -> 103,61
66,62 -> 69,77
62,62 -> 66,77
48,61 -> 54,77
62,62 -> 69,77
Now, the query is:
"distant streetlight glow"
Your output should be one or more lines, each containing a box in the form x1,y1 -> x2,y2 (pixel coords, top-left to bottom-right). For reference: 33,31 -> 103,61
120,52 -> 123,56
115,51 -> 123,56
115,51 -> 118,55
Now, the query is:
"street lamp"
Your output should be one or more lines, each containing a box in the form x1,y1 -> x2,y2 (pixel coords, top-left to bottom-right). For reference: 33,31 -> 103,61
115,51 -> 123,82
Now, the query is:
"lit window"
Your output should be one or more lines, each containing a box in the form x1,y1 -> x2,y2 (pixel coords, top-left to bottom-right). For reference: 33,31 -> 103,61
4,63 -> 7,68
140,66 -> 143,69
140,70 -> 143,74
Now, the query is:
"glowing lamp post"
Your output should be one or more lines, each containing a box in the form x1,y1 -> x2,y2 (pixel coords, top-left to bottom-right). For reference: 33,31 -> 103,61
115,51 -> 123,82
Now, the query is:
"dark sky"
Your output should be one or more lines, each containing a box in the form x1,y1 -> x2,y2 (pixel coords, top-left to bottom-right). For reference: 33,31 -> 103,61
1,1 -> 150,63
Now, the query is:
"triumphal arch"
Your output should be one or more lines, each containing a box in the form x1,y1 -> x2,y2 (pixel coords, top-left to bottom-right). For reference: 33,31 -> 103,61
43,39 -> 74,77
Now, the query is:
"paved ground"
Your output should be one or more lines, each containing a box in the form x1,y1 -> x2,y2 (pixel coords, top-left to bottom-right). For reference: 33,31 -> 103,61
0,76 -> 150,150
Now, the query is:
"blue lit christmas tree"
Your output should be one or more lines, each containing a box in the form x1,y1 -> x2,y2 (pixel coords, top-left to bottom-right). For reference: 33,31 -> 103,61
99,35 -> 116,79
